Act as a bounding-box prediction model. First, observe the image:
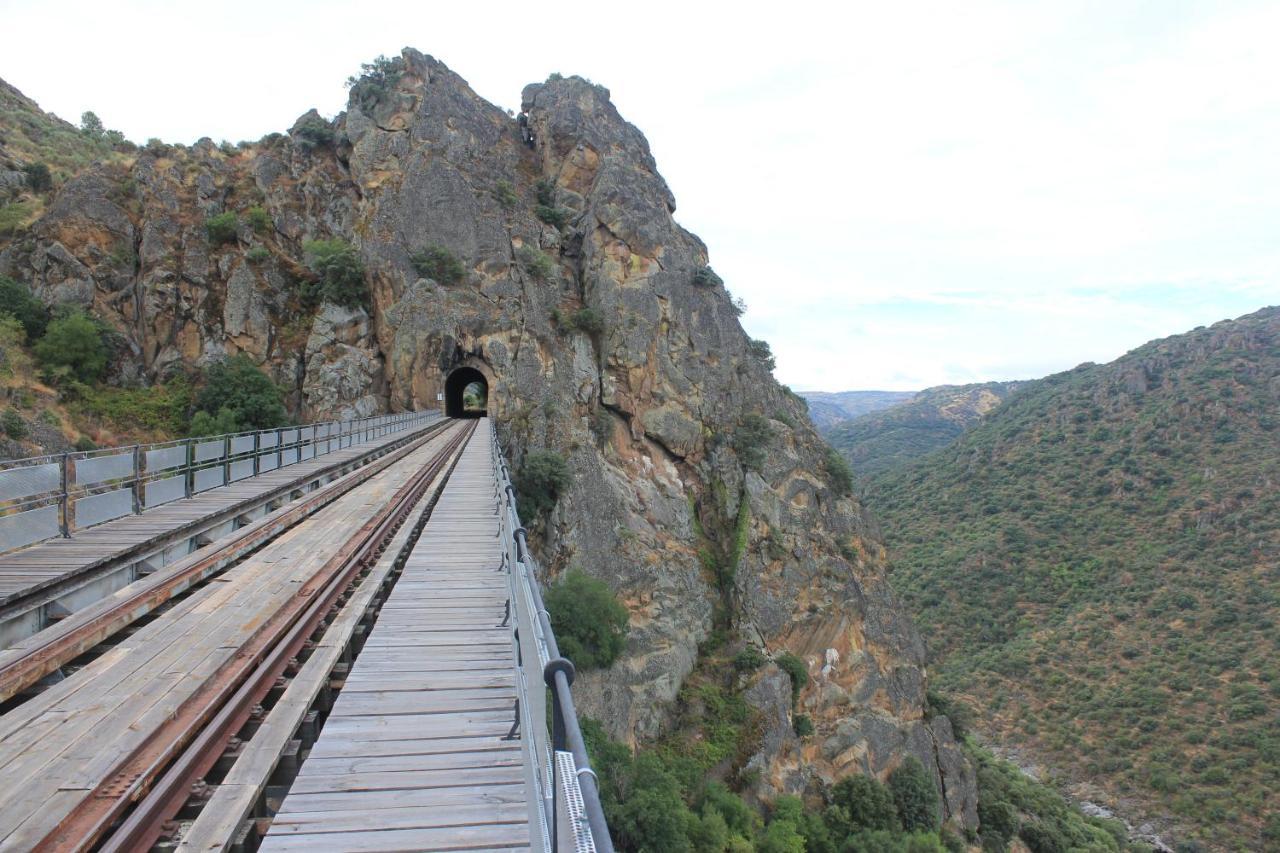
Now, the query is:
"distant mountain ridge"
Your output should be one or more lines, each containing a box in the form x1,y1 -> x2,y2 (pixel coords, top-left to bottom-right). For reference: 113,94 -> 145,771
866,306 -> 1280,849
800,389 -> 915,428
825,381 -> 1026,478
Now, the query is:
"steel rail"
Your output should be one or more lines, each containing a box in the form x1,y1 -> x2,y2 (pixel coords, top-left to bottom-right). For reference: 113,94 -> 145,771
0,417 -> 452,704
32,420 -> 477,853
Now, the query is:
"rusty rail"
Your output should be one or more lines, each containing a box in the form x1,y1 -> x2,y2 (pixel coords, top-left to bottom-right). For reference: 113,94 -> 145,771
32,420 -> 477,852
0,418 -> 452,704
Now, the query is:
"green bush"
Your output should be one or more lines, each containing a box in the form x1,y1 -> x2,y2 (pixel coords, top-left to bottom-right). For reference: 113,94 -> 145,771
34,310 -> 107,383
535,178 -> 556,207
245,206 -> 271,233
493,179 -> 518,209
793,714 -> 814,737
194,354 -> 287,432
293,118 -> 335,150
692,266 -> 723,288
824,446 -> 854,496
733,646 -> 766,672
80,111 -> 104,137
0,202 -> 35,236
888,758 -> 941,832
557,307 -> 604,335
776,652 -> 808,704
545,569 -> 629,669
246,246 -> 270,264
733,413 -> 773,470
74,436 -> 97,452
978,800 -> 1019,846
536,204 -> 569,229
748,338 -> 776,371
302,239 -> 368,308
2,409 -> 27,440
0,276 -> 50,339
346,54 -> 404,111
518,245 -> 555,280
829,773 -> 900,834
188,406 -> 241,437
23,162 -> 52,193
75,377 -> 193,435
410,245 -> 465,285
514,449 -> 570,520
204,212 -> 239,245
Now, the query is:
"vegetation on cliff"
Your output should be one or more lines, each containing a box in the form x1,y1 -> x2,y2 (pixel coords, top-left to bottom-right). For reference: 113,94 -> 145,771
869,308 -> 1280,848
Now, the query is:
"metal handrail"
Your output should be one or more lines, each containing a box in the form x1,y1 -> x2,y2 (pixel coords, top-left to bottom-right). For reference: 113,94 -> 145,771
488,421 -> 614,853
0,410 -> 440,554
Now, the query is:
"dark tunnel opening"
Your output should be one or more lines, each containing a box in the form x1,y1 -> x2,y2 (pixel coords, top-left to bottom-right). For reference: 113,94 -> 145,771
445,367 -> 488,418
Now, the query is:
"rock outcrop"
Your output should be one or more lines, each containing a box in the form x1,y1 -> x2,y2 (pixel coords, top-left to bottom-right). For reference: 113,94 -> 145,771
0,51 -> 977,827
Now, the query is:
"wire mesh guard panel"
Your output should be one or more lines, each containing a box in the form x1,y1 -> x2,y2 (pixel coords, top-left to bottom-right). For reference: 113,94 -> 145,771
145,475 -> 185,508
259,432 -> 278,449
0,505 -> 60,552
0,462 -> 61,503
146,445 -> 186,474
231,435 -> 256,455
229,459 -> 254,482
259,455 -> 279,473
193,466 -> 225,494
194,440 -> 225,463
74,452 -> 134,487
555,750 -> 597,853
75,488 -> 133,528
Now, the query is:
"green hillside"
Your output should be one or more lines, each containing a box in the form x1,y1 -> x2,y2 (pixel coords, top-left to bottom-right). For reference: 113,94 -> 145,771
868,307 -> 1280,850
827,381 -> 1023,478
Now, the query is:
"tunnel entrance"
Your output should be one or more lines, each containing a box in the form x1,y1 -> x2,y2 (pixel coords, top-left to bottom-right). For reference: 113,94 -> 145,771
445,367 -> 488,418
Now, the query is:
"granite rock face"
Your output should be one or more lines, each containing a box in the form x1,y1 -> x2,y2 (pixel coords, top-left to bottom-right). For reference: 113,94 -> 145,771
0,52 -> 976,827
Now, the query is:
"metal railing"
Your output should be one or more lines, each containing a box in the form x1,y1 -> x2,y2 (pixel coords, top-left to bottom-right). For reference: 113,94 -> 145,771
489,422 -> 614,853
0,411 -> 440,555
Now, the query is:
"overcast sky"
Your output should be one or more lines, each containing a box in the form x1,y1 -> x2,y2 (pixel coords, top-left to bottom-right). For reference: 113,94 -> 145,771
3,0 -> 1275,391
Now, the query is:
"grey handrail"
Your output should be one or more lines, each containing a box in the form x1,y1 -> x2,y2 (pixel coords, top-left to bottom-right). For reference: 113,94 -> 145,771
0,410 -> 441,554
489,422 -> 614,853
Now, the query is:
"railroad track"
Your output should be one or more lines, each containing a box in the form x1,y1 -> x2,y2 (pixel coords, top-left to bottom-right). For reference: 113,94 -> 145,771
0,418 -> 454,708
0,419 -> 476,852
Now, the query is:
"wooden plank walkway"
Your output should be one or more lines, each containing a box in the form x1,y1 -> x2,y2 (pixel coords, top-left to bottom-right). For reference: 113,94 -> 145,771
261,419 -> 532,853
0,418 -> 440,607
0,425 -> 464,852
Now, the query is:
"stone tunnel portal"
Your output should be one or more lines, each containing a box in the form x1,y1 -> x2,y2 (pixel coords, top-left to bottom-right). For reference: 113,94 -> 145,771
445,367 -> 488,418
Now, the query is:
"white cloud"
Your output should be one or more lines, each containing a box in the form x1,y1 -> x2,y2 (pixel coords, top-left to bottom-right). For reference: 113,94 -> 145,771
1,0 -> 1275,391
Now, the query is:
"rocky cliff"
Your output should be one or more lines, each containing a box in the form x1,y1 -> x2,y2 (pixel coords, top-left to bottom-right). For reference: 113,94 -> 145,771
0,50 -> 976,826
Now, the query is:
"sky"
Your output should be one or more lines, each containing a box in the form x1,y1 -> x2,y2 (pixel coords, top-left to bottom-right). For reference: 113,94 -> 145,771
2,0 -> 1276,391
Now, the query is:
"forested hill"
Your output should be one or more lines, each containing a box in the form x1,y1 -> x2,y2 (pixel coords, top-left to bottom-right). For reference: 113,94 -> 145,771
867,306 -> 1280,849
825,381 -> 1024,478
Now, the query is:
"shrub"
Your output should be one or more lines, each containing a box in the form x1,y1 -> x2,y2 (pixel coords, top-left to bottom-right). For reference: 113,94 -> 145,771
302,239 -> 367,308
194,354 -> 287,432
829,773 -> 900,833
776,652 -> 808,704
0,202 -> 35,236
978,800 -> 1019,846
0,276 -> 50,340
824,446 -> 854,496
535,178 -> 556,207
590,407 -> 612,446
410,245 -> 465,285
733,413 -> 773,470
888,758 -> 941,832
733,646 -> 766,672
293,118 -> 335,150
518,245 -> 555,280
557,307 -> 604,335
747,338 -> 776,371
34,310 -> 107,383
74,436 -> 97,451
545,569 -> 629,669
188,406 -> 241,437
80,111 -> 105,137
2,409 -> 27,440
692,266 -> 723,288
346,54 -> 404,111
1018,822 -> 1065,853
204,212 -> 239,245
245,206 -> 271,233
514,449 -> 570,520
493,179 -> 518,209
23,162 -> 52,193
793,714 -> 814,737
246,246 -> 270,264
536,204 -> 569,229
